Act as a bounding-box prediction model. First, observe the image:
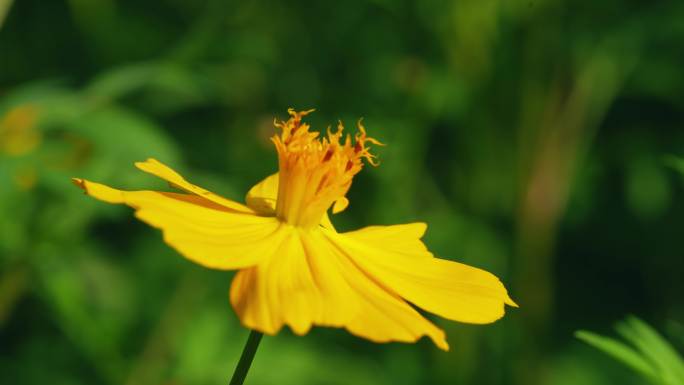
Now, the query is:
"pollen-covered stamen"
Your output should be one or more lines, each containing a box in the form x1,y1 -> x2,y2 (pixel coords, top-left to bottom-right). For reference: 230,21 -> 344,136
271,109 -> 382,228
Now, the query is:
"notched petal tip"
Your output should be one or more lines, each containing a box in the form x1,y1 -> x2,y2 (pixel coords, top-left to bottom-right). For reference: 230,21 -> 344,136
418,325 -> 449,351
134,158 -> 159,173
435,337 -> 450,351
505,295 -> 519,308
288,322 -> 313,336
71,178 -> 125,204
236,318 -> 282,336
134,158 -> 178,178
349,328 -> 450,351
71,177 -> 85,189
134,157 -> 160,167
412,222 -> 428,238
235,318 -> 313,338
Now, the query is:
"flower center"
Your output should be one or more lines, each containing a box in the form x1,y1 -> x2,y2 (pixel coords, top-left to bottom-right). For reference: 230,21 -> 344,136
272,109 -> 382,228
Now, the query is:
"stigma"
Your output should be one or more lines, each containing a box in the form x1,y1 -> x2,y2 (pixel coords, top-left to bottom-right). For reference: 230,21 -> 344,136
272,109 -> 382,228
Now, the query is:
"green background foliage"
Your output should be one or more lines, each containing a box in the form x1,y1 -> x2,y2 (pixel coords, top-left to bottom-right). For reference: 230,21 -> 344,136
1,0 -> 683,384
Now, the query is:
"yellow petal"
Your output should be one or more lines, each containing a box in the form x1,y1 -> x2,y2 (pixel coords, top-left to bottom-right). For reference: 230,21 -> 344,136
324,224 -> 517,325
344,222 -> 431,256
231,229 -> 320,335
230,229 -> 353,335
245,172 -> 337,231
135,158 -> 253,214
230,228 -> 321,334
326,235 -> 449,350
339,266 -> 449,350
73,178 -> 284,270
229,228 -> 447,349
245,173 -> 278,215
297,231 -> 361,325
318,212 -> 337,232
332,197 -> 349,214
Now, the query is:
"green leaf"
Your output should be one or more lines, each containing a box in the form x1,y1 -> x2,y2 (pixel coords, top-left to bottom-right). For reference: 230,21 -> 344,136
577,317 -> 684,385
617,317 -> 684,385
84,62 -> 210,111
575,330 -> 659,381
663,155 -> 684,175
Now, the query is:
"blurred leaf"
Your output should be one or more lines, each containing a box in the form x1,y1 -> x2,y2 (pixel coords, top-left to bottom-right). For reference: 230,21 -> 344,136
84,62 -> 210,110
625,156 -> 671,220
575,330 -> 658,381
577,317 -> 684,385
67,105 -> 179,164
664,155 -> 684,175
616,317 -> 684,385
36,247 -> 127,385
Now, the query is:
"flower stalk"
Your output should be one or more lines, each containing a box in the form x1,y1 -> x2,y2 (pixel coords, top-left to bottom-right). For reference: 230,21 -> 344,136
229,330 -> 263,385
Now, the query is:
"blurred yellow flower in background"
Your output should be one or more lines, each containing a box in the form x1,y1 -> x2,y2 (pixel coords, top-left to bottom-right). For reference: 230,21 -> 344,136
0,105 -> 41,157
73,109 -> 516,350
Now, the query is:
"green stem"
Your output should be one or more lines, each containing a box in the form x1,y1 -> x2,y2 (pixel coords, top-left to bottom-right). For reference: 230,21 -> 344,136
0,0 -> 14,30
229,330 -> 263,385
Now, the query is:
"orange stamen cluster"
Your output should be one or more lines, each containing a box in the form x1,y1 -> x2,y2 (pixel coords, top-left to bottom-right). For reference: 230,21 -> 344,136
272,108 -> 382,228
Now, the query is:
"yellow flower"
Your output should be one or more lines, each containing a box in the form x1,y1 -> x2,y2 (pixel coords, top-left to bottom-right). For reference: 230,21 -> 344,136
0,105 -> 41,156
73,109 -> 516,350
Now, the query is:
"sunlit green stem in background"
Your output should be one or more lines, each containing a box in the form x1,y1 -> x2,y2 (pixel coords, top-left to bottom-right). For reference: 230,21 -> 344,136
0,0 -> 15,29
229,330 -> 263,385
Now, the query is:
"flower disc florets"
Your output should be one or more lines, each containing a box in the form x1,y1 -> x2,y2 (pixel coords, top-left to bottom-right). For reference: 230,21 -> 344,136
272,109 -> 382,228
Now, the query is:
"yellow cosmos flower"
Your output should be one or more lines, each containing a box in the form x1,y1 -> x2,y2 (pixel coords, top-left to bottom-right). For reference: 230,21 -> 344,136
0,105 -> 41,156
73,109 -> 516,350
